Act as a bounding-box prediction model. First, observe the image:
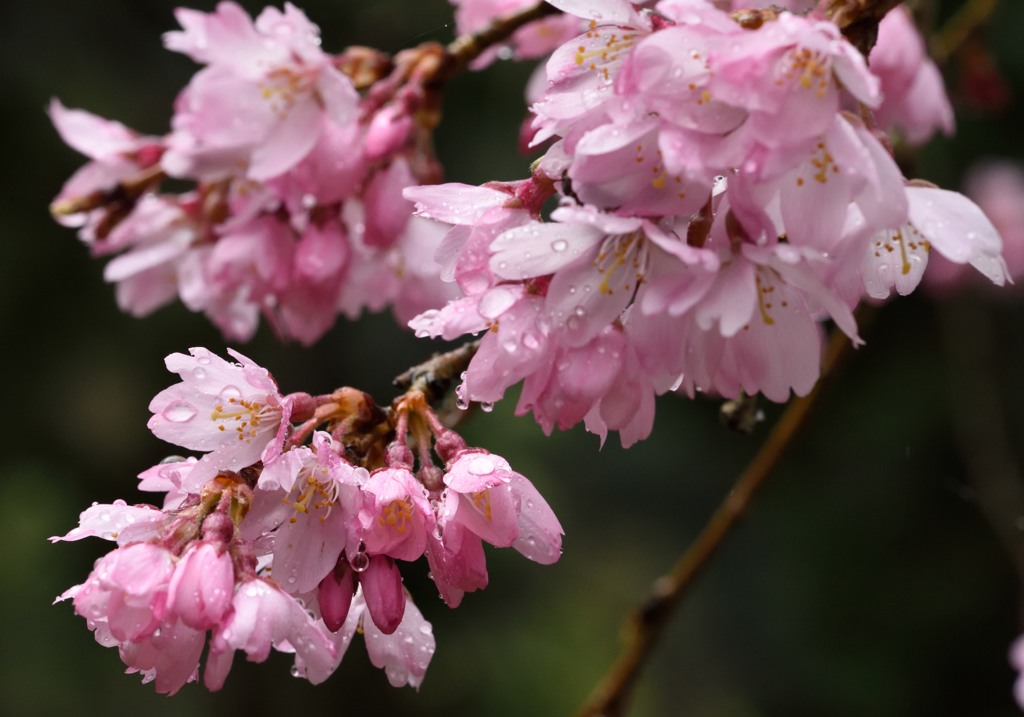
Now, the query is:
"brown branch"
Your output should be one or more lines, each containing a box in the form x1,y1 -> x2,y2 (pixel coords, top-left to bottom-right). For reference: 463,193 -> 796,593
393,339 -> 481,405
929,0 -> 999,67
443,1 -> 561,77
825,0 -> 903,54
574,312 -> 866,717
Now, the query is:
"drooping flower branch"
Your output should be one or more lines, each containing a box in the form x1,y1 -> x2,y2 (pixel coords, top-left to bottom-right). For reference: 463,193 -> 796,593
46,0 -> 1024,708
53,344 -> 562,693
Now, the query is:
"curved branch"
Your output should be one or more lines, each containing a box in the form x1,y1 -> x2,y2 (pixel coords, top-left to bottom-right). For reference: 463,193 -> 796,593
574,313 -> 866,717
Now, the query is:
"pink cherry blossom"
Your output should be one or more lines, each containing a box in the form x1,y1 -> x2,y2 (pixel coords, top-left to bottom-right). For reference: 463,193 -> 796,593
162,2 -> 359,181
348,588 -> 436,689
204,578 -> 338,690
48,100 -> 164,237
869,6 -> 954,146
147,347 -> 295,484
257,432 -> 365,592
927,162 -> 1024,292
359,467 -> 433,562
72,542 -> 176,643
166,542 -> 234,630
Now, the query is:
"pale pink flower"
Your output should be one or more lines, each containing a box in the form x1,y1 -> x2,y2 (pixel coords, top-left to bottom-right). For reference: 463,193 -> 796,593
72,542 -> 176,643
50,499 -> 167,545
162,2 -> 359,181
120,618 -> 207,695
531,1 -> 653,145
204,578 -> 338,690
425,519 -> 489,608
869,7 -> 954,146
166,542 -> 234,630
358,467 -> 433,562
137,457 -> 200,509
404,180 -> 534,295
334,588 -> 435,689
48,99 -> 164,237
927,162 -> 1024,291
426,446 -> 563,604
862,185 -> 1009,299
100,194 -> 198,317
257,432 -> 365,592
147,347 -> 294,484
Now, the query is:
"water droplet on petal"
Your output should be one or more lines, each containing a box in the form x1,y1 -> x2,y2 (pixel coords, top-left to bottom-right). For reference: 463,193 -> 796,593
192,367 -> 206,380
551,239 -> 568,252
162,401 -> 197,423
468,456 -> 495,475
350,551 -> 370,573
218,385 -> 242,402
480,401 -> 494,413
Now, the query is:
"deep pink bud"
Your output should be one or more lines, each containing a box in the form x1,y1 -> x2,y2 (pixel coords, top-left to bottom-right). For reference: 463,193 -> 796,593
360,556 -> 406,635
318,564 -> 356,633
365,103 -> 413,160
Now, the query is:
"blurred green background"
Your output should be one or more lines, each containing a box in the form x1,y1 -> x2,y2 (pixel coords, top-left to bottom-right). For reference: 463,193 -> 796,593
5,0 -> 1024,715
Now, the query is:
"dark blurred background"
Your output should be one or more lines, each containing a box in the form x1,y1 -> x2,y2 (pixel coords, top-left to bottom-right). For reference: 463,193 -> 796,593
5,0 -> 1024,715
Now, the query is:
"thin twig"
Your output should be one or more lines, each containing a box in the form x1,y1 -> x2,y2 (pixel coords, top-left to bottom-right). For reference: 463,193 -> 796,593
929,0 -> 999,66
440,1 -> 561,79
574,314 -> 866,717
393,339 -> 481,405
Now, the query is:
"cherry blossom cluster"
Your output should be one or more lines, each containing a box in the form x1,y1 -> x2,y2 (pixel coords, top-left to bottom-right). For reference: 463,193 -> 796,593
53,347 -> 562,693
406,0 -> 1007,447
51,2 -> 459,345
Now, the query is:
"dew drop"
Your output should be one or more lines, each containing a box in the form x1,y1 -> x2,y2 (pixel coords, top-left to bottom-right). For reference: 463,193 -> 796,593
551,239 -> 569,252
480,401 -> 494,413
456,396 -> 469,411
218,385 -> 242,401
162,401 -> 197,423
192,367 -> 206,380
351,551 -> 370,573
468,456 -> 495,475
290,665 -> 301,678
